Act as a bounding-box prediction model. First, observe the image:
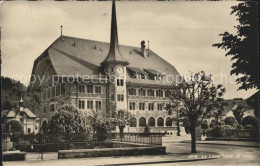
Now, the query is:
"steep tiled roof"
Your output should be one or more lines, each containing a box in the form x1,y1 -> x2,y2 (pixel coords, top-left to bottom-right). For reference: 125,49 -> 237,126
22,108 -> 37,118
30,35 -> 181,90
221,99 -> 249,116
6,108 -> 18,118
5,108 -> 36,118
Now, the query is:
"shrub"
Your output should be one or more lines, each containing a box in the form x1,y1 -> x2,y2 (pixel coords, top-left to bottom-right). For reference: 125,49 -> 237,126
208,125 -> 236,138
5,120 -> 24,133
48,105 -> 91,141
144,125 -> 150,136
224,116 -> 237,127
242,116 -> 259,130
201,122 -> 208,129
244,125 -> 254,130
10,132 -> 25,143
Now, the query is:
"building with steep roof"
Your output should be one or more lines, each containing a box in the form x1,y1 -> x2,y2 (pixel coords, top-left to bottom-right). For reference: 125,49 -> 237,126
29,0 -> 181,133
2,98 -> 40,134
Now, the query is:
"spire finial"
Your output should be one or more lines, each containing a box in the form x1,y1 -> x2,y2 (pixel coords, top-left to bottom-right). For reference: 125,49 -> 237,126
148,40 -> 150,50
60,25 -> 63,36
20,96 -> 23,103
100,0 -> 129,66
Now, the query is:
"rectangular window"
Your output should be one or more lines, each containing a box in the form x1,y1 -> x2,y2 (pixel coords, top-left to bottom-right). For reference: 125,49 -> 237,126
139,103 -> 145,110
56,84 -> 61,96
157,103 -> 163,111
46,88 -> 50,99
78,100 -> 85,109
79,85 -> 85,93
129,102 -> 135,110
87,100 -> 93,109
156,90 -> 163,97
138,89 -> 146,96
49,104 -> 55,112
148,103 -> 154,111
43,90 -> 46,100
95,86 -> 102,94
165,90 -> 170,97
117,79 -> 124,86
95,101 -> 102,110
111,94 -> 115,101
147,89 -> 154,97
61,83 -> 66,94
117,94 -> 124,101
28,128 -> 31,134
87,85 -> 93,93
43,106 -> 47,114
52,87 -> 56,97
128,88 -> 136,96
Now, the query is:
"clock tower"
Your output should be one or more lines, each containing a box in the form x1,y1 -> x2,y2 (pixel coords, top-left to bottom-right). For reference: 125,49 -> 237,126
101,0 -> 129,115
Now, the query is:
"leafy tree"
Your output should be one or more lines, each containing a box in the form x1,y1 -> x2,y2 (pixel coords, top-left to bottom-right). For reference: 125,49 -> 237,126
2,100 -> 12,110
88,109 -> 115,141
5,120 -> 24,133
224,116 -> 237,127
212,101 -> 227,123
232,105 -> 245,125
143,125 -> 150,136
112,109 -> 134,141
40,120 -> 48,134
166,103 -> 181,136
48,105 -> 90,141
213,2 -> 259,90
129,116 -> 137,127
167,71 -> 225,153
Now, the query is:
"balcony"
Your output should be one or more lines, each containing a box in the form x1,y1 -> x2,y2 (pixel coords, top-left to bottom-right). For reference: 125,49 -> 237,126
128,95 -> 169,101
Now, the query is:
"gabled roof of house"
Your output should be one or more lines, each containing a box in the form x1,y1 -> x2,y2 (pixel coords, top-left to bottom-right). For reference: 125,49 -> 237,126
5,108 -> 37,118
1,110 -> 9,119
221,99 -> 250,116
6,108 -> 19,118
22,108 -> 37,118
29,35 -> 181,90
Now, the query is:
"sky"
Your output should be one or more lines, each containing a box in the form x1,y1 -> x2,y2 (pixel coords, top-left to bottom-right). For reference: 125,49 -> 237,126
0,1 -> 257,99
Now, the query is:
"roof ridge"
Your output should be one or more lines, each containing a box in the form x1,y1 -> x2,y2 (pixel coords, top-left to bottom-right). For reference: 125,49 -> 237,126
61,35 -> 142,51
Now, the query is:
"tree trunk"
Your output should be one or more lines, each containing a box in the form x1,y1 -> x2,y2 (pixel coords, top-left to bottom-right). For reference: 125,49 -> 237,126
119,127 -> 124,142
190,124 -> 196,153
177,120 -> 180,136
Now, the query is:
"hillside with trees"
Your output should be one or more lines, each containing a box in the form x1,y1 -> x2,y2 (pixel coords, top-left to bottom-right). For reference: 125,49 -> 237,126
1,76 -> 39,115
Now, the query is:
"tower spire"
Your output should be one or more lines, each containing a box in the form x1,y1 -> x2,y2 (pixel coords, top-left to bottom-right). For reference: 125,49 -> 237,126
101,0 -> 129,66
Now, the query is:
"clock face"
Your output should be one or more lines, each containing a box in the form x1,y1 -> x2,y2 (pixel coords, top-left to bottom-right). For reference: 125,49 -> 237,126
116,67 -> 124,73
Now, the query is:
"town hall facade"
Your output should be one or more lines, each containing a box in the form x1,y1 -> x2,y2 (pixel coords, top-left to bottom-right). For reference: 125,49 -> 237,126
29,1 -> 182,133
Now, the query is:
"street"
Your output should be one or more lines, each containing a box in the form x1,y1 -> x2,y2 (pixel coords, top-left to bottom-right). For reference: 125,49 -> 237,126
3,135 -> 259,166
161,136 -> 259,166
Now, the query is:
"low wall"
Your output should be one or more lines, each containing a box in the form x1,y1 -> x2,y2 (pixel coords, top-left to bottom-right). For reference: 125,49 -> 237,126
3,151 -> 26,161
58,146 -> 166,159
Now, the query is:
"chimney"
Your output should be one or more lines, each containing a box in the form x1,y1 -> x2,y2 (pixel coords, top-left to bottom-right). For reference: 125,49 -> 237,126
141,40 -> 146,58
